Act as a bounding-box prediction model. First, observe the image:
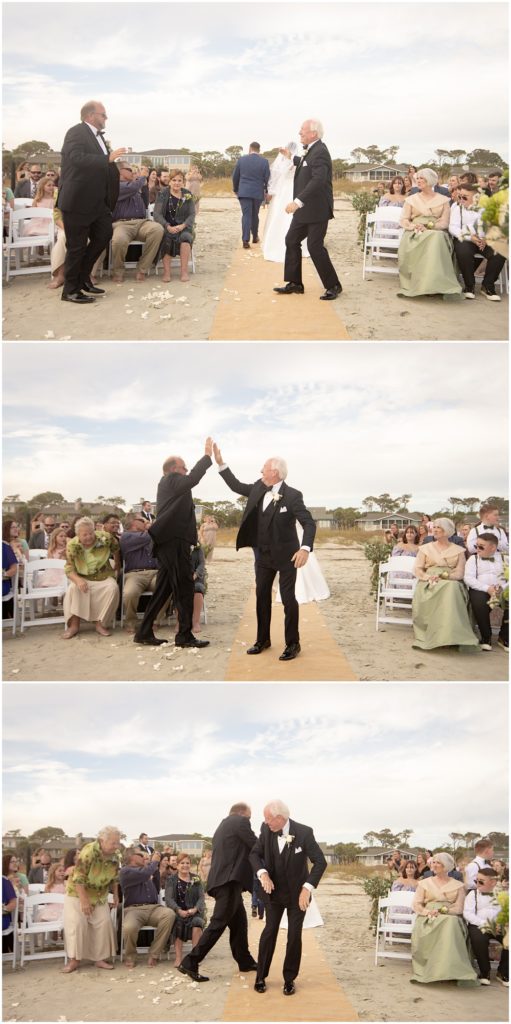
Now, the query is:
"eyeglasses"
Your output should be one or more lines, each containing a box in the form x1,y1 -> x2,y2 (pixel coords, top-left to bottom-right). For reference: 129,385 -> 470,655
476,545 -> 488,551
459,195 -> 471,201
476,879 -> 490,885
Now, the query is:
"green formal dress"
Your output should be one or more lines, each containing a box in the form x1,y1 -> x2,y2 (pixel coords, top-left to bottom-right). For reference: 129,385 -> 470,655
411,879 -> 478,985
412,544 -> 480,652
397,191 -> 462,299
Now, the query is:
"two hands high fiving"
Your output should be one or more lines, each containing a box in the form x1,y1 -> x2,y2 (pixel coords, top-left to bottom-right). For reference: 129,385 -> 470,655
204,438 -> 224,465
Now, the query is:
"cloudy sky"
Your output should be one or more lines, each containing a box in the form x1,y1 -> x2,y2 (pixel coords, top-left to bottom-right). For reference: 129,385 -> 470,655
2,342 -> 508,512
3,1 -> 508,164
3,683 -> 508,846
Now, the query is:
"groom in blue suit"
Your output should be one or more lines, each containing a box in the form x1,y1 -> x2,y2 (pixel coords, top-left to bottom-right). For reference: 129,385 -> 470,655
232,143 -> 270,249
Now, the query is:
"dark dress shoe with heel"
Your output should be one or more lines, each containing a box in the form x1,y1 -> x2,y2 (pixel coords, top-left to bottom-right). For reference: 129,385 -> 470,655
254,980 -> 266,993
133,635 -> 166,646
82,281 -> 105,295
320,283 -> 342,300
61,290 -> 95,304
175,635 -> 210,648
273,282 -> 304,294
279,642 -> 301,661
247,640 -> 271,655
177,963 -> 209,982
283,981 -> 296,995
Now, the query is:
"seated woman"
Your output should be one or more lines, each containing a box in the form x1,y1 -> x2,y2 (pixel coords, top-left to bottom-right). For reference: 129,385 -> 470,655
378,176 -> 407,208
415,852 -> 431,879
3,853 -> 29,905
2,874 -> 17,953
62,516 -> 120,639
23,176 -> 55,234
391,525 -> 419,581
398,168 -> 462,299
147,168 -> 161,205
412,853 -> 477,985
153,169 -> 195,283
449,183 -> 507,301
165,853 -> 205,968
3,518 -> 29,564
412,518 -> 479,651
391,859 -> 420,914
2,540 -> 18,619
417,523 -> 432,546
35,861 -> 67,922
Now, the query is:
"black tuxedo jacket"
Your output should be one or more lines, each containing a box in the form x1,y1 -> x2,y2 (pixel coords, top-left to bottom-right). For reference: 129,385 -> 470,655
14,179 -> 34,199
57,121 -> 119,218
220,468 -> 316,569
149,455 -> 211,548
250,819 -> 327,897
292,140 -> 334,224
206,813 -> 258,895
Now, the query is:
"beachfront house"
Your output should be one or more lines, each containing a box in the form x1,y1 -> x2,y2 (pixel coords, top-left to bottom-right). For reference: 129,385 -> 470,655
152,834 -> 205,856
310,507 -> 339,529
344,163 -> 406,182
124,149 -> 192,171
355,512 -> 421,532
356,846 -> 397,866
319,843 -> 340,864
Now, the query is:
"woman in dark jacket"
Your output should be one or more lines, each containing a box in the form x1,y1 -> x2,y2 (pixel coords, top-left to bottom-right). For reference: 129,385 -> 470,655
165,853 -> 205,967
153,168 -> 195,282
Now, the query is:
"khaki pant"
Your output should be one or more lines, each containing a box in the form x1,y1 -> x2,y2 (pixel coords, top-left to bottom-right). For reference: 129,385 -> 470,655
123,904 -> 175,961
123,569 -> 170,628
111,219 -> 163,273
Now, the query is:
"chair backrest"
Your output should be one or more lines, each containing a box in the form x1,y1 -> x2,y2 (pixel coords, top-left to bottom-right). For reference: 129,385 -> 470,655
23,891 -> 65,927
14,198 -> 34,208
147,202 -> 155,220
380,556 -> 417,577
24,558 -> 66,592
374,205 -> 404,225
11,206 -> 55,243
384,889 -> 416,909
28,883 -> 46,894
28,548 -> 48,560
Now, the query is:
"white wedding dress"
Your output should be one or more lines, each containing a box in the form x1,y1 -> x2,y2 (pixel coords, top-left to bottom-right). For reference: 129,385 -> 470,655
263,146 -> 309,263
279,893 -> 324,930
275,525 -> 330,604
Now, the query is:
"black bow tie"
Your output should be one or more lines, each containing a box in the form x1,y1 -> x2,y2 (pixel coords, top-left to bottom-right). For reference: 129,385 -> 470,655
480,556 -> 495,561
302,145 -> 308,151
265,485 -> 274,493
276,829 -> 283,836
96,129 -> 105,138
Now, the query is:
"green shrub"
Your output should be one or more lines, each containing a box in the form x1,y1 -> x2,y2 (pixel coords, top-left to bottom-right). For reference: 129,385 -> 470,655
363,874 -> 392,931
350,190 -> 380,246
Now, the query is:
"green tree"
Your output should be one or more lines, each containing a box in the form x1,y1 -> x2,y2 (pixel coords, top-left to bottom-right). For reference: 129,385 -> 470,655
373,493 -> 400,514
104,496 -> 126,507
29,826 -> 66,843
398,829 -> 414,849
487,832 -> 509,851
462,831 -> 481,848
225,145 -> 243,162
362,496 -> 377,512
448,496 -> 464,515
332,158 -> 349,179
448,832 -> 464,852
449,149 -> 466,166
13,140 -> 51,156
30,491 -> 65,506
333,842 -> 362,863
481,496 -> 509,515
461,496 -> 480,513
435,148 -> 451,167
396,494 -> 413,511
466,149 -> 504,168
332,506 -> 360,528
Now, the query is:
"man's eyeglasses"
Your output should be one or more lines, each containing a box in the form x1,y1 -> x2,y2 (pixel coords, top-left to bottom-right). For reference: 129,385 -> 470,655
476,545 -> 487,551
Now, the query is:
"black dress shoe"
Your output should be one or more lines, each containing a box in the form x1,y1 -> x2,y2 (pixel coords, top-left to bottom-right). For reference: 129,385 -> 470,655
247,640 -> 271,655
252,237 -> 260,243
82,281 -> 106,294
254,980 -> 266,993
319,283 -> 342,300
243,241 -> 250,249
283,981 -> 296,995
177,963 -> 209,982
175,636 -> 210,648
240,961 -> 258,972
279,642 -> 301,661
273,282 -> 304,294
133,635 -> 166,646
61,290 -> 95,304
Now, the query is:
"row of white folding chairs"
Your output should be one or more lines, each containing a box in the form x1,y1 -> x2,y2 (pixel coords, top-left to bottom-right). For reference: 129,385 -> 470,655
4,891 -> 118,968
376,556 -> 418,631
2,558 -> 67,635
374,890 -> 416,963
3,206 -> 55,283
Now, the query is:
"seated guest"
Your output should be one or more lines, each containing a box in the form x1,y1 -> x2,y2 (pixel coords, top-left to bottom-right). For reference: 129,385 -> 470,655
463,868 -> 509,986
391,859 -> 420,913
378,176 -> 407,208
415,852 -> 431,878
2,874 -> 17,953
147,169 -> 161,205
448,174 -> 460,195
2,540 -> 18,618
62,516 -> 120,639
22,176 -> 56,235
412,518 -> 479,651
403,174 -> 414,195
3,519 -> 29,564
398,169 -> 462,299
417,523 -> 432,545
412,853 -> 477,985
119,848 -> 175,969
392,526 -> 419,556
120,513 -> 169,633
110,163 -> 164,283
467,504 -> 509,555
14,162 -> 42,199
3,854 -> 29,908
35,862 -> 67,921
36,526 -> 69,589
165,853 -> 205,968
449,184 -> 506,300
191,542 -> 206,634
487,170 -> 502,195
465,533 -> 508,652
465,838 -> 495,891
62,825 -> 121,974
154,169 -> 195,283
457,523 -> 472,545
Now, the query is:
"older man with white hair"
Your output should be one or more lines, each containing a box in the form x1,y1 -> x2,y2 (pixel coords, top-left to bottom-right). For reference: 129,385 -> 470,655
213,445 -> 316,661
274,118 -> 342,300
250,799 -> 326,995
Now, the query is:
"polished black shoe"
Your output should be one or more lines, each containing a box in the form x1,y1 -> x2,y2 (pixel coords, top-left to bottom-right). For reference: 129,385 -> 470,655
243,241 -> 251,249
82,281 -> 106,294
283,981 -> 296,995
319,283 -> 342,300
273,282 -> 304,294
61,290 -> 95,304
240,960 -> 258,972
177,963 -> 209,982
254,980 -> 266,993
133,635 -> 167,646
247,640 -> 271,655
175,636 -> 210,648
279,642 -> 301,661
251,908 -> 257,917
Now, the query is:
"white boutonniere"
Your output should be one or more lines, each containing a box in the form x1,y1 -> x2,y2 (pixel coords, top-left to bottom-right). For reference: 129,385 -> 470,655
272,493 -> 282,504
285,834 -> 295,846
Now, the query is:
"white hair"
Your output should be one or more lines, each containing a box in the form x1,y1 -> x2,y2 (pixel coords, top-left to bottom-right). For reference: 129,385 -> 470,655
75,516 -> 95,533
97,825 -> 121,842
433,517 -> 455,537
417,167 -> 438,187
307,119 -> 324,138
265,799 -> 290,819
269,457 -> 288,480
432,851 -> 455,872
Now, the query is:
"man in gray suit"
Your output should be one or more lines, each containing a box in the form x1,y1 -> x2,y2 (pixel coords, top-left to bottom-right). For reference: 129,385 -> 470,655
14,163 -> 42,199
232,143 -> 270,249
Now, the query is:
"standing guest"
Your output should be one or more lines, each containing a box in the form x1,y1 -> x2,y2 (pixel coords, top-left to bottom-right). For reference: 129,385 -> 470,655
110,163 -> 164,283
165,853 -> 206,968
198,850 -> 212,885
28,852 -> 52,885
178,803 -> 258,982
412,518 -> 479,651
14,163 -> 42,199
15,161 -> 29,184
487,171 -> 503,194
232,142 -> 270,249
140,501 -> 155,523
35,862 -> 67,922
449,184 -> 506,300
463,868 -> 509,986
119,848 -> 175,969
467,505 -> 509,554
398,169 -> 462,299
63,849 -> 80,879
185,165 -> 203,214
29,513 -> 57,549
57,100 -> 126,304
136,833 -> 154,855
154,169 -> 195,283
465,533 -> 508,651
62,516 -> 120,639
62,826 -> 120,974
134,439 -> 213,648
146,169 -> 161,204
465,839 -> 495,891
3,519 -> 29,564
198,515 -> 219,562
411,853 -> 477,985
407,165 -> 419,187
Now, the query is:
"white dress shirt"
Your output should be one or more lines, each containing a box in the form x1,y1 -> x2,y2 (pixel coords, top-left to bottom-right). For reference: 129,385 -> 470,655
464,552 -> 506,592
217,465 -> 310,551
294,139 -> 321,209
449,203 -> 483,242
257,819 -> 313,890
463,888 -> 500,928
465,855 -> 490,890
467,525 -> 508,554
85,120 -> 108,155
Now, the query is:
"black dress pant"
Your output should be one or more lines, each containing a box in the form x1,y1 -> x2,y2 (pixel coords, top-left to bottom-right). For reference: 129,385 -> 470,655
184,881 -> 253,970
136,538 -> 194,641
284,219 -> 340,289
257,893 -> 306,983
469,588 -> 508,646
468,923 -> 508,980
62,205 -> 113,294
255,548 -> 298,646
452,238 -> 506,293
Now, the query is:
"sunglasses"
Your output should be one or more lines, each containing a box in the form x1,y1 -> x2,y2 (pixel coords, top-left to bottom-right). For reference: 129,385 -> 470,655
476,545 -> 488,551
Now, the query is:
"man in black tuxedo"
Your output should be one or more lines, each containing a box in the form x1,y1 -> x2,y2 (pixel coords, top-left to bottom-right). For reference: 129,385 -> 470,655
213,444 -> 316,661
274,118 -> 342,300
136,832 -> 154,854
178,803 -> 258,982
133,438 -> 213,649
57,100 -> 126,304
250,799 -> 327,995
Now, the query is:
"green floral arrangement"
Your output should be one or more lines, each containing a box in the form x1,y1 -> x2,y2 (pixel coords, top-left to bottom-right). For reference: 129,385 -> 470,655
364,539 -> 394,597
363,875 -> 392,932
351,190 -> 380,246
481,891 -> 509,949
478,180 -> 509,258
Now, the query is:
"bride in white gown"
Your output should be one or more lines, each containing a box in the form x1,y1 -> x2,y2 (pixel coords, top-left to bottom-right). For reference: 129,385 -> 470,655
263,142 -> 309,263
275,524 -> 330,604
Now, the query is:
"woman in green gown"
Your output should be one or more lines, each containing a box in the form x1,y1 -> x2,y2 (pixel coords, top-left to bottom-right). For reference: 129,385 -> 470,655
412,518 -> 479,652
398,168 -> 462,299
411,853 -> 477,985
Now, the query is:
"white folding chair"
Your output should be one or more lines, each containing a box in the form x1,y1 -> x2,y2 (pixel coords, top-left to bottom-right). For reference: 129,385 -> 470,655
362,207 -> 404,279
19,559 -> 67,632
4,207 -> 55,283
2,896 -> 18,969
14,198 -> 34,209
28,549 -> 48,560
2,563 -> 19,636
19,893 -> 67,966
375,890 -> 416,964
376,556 -> 418,630
28,883 -> 46,894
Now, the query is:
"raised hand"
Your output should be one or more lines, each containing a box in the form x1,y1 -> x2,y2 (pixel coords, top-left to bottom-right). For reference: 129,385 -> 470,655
205,436 -> 213,457
213,442 -> 224,465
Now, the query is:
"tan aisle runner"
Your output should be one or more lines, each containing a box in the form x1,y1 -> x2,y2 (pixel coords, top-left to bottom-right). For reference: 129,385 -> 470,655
224,590 -> 358,681
209,230 -> 350,340
222,917 -> 359,1021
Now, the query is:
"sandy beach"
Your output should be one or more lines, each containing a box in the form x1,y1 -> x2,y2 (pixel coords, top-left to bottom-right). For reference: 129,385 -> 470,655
3,199 -> 507,342
3,545 -> 508,682
2,876 -> 508,1023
